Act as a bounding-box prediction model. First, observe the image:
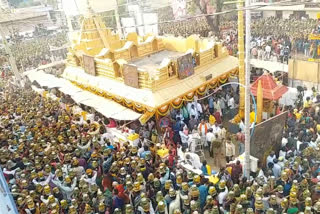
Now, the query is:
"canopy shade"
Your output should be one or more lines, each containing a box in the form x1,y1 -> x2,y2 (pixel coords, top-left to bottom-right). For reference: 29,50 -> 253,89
76,92 -> 141,121
58,84 -> 82,96
24,70 -> 141,121
71,91 -> 94,103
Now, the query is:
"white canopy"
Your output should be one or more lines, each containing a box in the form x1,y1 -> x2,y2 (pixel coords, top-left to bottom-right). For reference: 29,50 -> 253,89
25,70 -> 67,88
95,105 -> 141,121
71,91 -> 93,103
58,84 -> 82,96
77,92 -> 141,121
31,85 -> 44,94
24,69 -> 141,121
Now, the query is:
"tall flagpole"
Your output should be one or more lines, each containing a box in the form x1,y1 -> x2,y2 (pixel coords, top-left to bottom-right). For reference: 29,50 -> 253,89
244,0 -> 251,178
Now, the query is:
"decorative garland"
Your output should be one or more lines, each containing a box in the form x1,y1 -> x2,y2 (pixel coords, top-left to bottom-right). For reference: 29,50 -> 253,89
208,79 -> 219,89
124,99 -> 133,107
197,85 -> 207,96
171,97 -> 184,109
219,74 -> 229,84
157,105 -> 170,116
69,68 -> 237,119
155,71 -> 238,116
184,91 -> 195,101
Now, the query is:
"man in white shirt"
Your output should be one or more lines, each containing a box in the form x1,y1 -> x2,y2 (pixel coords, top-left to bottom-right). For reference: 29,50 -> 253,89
309,138 -> 317,148
177,146 -> 187,161
189,104 -> 198,120
52,176 -> 77,200
272,159 -> 282,179
279,147 -> 286,159
258,48 -> 263,60
257,38 -> 261,47
100,132 -> 114,145
179,128 -> 189,148
206,128 -> 215,149
212,122 -> 220,135
239,119 -> 245,133
296,139 -> 303,152
185,153 -> 202,169
228,96 -> 235,109
281,134 -> 288,147
278,156 -> 285,169
266,151 -> 276,166
265,45 -> 271,60
198,119 -> 208,136
225,140 -> 235,163
196,102 -> 203,116
217,183 -> 228,206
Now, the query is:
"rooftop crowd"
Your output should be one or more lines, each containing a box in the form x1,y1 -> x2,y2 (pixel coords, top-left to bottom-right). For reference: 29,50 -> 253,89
0,31 -> 68,78
158,13 -> 319,63
159,17 -> 211,38
221,17 -> 318,63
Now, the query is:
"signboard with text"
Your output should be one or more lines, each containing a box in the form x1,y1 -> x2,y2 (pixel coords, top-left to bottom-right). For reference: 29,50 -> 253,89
83,55 -> 96,76
123,64 -> 139,88
177,53 -> 194,80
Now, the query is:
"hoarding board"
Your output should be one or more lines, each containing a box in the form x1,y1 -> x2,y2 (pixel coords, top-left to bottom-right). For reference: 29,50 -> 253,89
250,111 -> 287,165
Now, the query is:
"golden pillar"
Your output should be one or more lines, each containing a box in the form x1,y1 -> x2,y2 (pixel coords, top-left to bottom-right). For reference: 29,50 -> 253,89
232,1 -> 245,123
238,1 -> 245,118
257,80 -> 263,123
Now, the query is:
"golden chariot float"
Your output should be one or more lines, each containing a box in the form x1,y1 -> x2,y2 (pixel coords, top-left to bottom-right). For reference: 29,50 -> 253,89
62,10 -> 239,124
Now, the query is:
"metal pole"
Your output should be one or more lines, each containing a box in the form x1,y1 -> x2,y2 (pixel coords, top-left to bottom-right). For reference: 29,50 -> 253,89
115,0 -> 123,38
244,0 -> 251,178
0,24 -> 21,83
